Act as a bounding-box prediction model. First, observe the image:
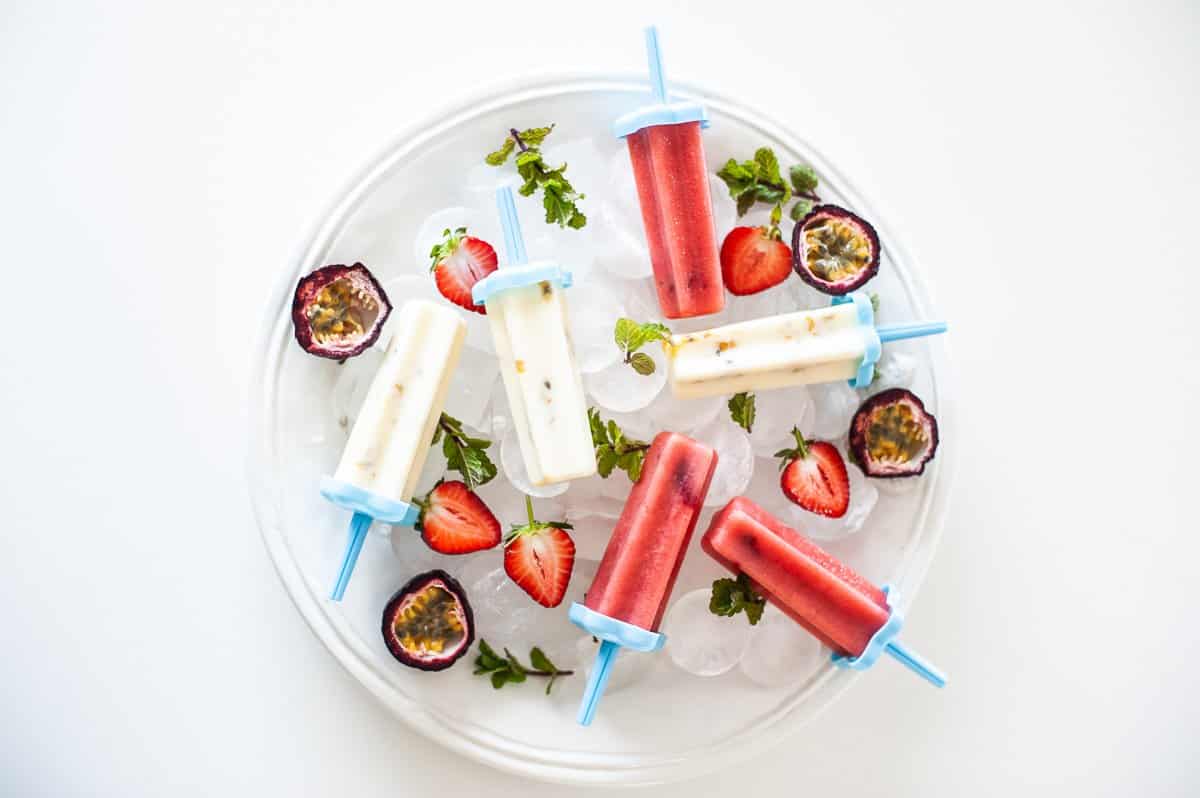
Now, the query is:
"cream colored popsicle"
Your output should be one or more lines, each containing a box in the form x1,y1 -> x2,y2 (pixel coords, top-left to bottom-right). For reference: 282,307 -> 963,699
666,301 -> 866,399
334,299 -> 466,499
487,277 -> 595,485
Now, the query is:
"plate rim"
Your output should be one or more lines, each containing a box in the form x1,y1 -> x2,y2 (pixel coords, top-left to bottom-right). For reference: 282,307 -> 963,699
247,71 -> 956,787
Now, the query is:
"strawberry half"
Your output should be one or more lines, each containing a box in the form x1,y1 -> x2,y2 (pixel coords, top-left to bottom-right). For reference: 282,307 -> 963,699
503,498 -> 575,607
720,225 -> 792,296
429,227 -> 498,314
776,428 -> 850,518
415,481 -> 501,554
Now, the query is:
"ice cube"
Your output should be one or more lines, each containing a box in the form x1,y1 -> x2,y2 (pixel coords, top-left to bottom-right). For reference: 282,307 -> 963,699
574,635 -> 654,694
644,387 -> 724,434
583,346 -> 667,413
443,347 -> 499,430
693,417 -> 754,508
498,423 -> 570,499
389,524 -> 442,573
807,382 -> 861,441
565,275 -> 624,374
748,385 -> 815,457
862,349 -> 918,394
595,150 -> 653,280
663,588 -> 752,676
739,604 -> 828,688
330,347 -> 385,433
709,173 -> 737,241
565,515 -> 615,562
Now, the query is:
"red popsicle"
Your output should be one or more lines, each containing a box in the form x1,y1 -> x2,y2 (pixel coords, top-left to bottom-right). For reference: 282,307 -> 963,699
702,497 -> 945,685
626,121 -> 724,319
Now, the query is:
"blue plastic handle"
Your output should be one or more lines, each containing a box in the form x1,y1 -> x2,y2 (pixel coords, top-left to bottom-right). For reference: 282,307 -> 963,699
330,511 -> 373,601
644,26 -> 667,104
885,640 -> 947,687
578,640 -> 621,726
495,186 -> 527,266
876,321 -> 948,343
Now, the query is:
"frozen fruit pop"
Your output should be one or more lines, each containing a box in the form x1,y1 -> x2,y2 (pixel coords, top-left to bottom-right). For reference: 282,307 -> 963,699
667,292 -> 947,398
471,187 -> 595,485
570,432 -> 718,725
702,497 -> 945,686
615,26 -> 723,320
321,299 -> 467,601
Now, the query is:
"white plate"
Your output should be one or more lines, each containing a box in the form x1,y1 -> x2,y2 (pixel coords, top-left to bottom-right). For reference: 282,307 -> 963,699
248,74 -> 954,786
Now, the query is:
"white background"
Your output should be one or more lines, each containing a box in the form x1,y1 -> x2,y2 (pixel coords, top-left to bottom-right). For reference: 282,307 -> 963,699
2,0 -> 1197,794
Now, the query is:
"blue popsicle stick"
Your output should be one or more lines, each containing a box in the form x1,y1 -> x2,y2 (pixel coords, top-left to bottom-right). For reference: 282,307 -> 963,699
876,321 -> 948,343
885,640 -> 947,687
644,26 -> 667,104
578,640 -> 621,726
495,186 -> 527,266
330,511 -> 373,601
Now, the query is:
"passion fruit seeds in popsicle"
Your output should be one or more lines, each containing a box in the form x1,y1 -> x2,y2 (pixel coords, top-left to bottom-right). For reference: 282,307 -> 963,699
291,263 -> 391,359
791,205 -> 880,295
381,570 -> 474,671
848,388 -> 939,478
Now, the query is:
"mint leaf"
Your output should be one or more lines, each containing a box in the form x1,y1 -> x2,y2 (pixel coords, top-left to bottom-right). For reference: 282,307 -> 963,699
517,125 -> 554,147
588,407 -> 651,482
709,574 -> 766,625
485,139 -> 515,166
436,413 -> 497,489
790,198 -> 813,222
789,163 -> 818,194
473,640 -> 574,694
486,125 -> 587,229
754,147 -> 783,186
629,352 -> 655,375
728,392 -> 756,433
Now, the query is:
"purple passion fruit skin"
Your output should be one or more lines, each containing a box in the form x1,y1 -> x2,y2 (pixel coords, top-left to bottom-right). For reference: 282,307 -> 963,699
849,388 -> 939,478
791,205 -> 881,295
381,569 -> 474,671
292,263 -> 391,359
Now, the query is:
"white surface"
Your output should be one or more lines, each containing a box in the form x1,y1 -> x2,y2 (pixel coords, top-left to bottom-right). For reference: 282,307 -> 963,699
1,1 -> 1196,795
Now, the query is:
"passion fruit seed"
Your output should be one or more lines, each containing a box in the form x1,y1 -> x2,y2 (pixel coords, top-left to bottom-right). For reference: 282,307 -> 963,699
804,218 -> 874,283
865,401 -> 930,466
849,388 -> 939,478
380,569 -> 474,671
390,584 -> 465,657
291,263 -> 391,359
307,278 -> 380,346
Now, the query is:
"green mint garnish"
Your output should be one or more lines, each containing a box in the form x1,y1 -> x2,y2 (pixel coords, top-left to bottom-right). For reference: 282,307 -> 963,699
431,412 -> 497,489
709,573 -> 766,625
614,318 -> 671,375
718,147 -> 821,233
588,407 -> 651,482
484,125 -> 587,229
473,639 -> 574,694
728,392 -> 756,433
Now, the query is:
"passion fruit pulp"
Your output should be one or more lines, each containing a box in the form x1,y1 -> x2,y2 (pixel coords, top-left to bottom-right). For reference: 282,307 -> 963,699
791,205 -> 880,295
849,388 -> 939,478
381,570 -> 474,671
292,263 -> 391,359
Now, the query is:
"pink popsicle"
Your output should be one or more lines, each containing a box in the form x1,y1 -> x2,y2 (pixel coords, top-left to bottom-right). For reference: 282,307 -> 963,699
702,496 -> 890,657
585,431 -> 718,630
626,121 -> 724,319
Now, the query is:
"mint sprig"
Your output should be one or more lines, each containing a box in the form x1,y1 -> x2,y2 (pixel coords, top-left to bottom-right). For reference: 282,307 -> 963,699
431,412 -> 497,489
614,318 -> 671,375
709,573 -> 766,625
718,147 -> 822,231
588,407 -> 650,482
728,392 -> 756,433
485,125 -> 587,229
473,639 -> 573,694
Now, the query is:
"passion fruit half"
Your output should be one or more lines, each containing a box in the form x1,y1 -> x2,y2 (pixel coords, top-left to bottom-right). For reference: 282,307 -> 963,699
849,388 -> 939,478
381,570 -> 474,671
292,263 -> 391,359
791,205 -> 880,295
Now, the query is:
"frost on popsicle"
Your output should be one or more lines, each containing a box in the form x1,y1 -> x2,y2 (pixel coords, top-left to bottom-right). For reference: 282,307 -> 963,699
292,263 -> 391,359
484,124 -> 587,229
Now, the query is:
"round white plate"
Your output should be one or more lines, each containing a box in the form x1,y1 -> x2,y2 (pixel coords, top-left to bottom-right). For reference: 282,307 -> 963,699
248,74 -> 954,787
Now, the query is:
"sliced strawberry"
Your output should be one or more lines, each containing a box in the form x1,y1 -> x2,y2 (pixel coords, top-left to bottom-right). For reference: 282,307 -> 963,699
504,517 -> 576,608
416,481 -> 501,554
430,227 -> 498,314
776,428 -> 850,518
720,225 -> 792,296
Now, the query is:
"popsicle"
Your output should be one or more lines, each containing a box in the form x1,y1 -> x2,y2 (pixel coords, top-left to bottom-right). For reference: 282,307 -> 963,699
321,299 -> 466,601
471,187 -> 595,485
702,496 -> 945,686
615,26 -> 723,320
569,432 -> 718,725
666,292 -> 947,398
